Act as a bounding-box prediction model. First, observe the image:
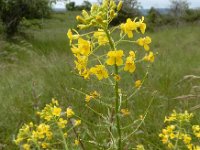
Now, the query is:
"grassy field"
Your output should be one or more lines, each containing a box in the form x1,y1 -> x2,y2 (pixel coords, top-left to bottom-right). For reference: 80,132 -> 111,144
0,12 -> 200,149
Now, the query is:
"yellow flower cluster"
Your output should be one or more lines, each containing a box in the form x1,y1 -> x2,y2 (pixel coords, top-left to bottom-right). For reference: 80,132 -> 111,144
67,0 -> 155,81
85,91 -> 100,103
164,110 -> 193,123
14,122 -> 52,150
76,0 -> 122,30
159,110 -> 200,150
15,99 -> 81,150
192,125 -> 200,138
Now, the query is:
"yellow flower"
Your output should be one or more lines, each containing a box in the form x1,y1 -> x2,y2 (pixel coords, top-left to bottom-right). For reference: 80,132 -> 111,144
106,50 -> 124,66
183,134 -> 192,144
74,119 -> 81,126
136,144 -> 145,150
57,118 -> 68,128
85,94 -> 93,103
22,144 -> 30,150
114,74 -> 121,81
120,18 -> 137,38
67,29 -> 79,45
78,38 -> 91,56
143,51 -> 154,63
66,108 -> 75,118
74,55 -> 88,74
135,80 -> 142,88
94,29 -> 108,45
64,132 -> 68,138
121,108 -> 130,116
52,98 -> 59,106
74,139 -> 80,146
72,38 -> 91,56
41,142 -> 49,149
129,50 -> 136,58
90,65 -> 109,80
90,91 -> 100,98
124,56 -> 136,73
137,16 -> 146,34
52,107 -> 61,117
137,36 -> 152,51
194,145 -> 200,150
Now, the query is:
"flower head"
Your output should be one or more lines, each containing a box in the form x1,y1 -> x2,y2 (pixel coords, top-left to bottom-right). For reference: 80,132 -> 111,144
121,18 -> 137,38
106,50 -> 124,66
137,36 -> 152,51
66,108 -> 75,118
90,65 -> 109,80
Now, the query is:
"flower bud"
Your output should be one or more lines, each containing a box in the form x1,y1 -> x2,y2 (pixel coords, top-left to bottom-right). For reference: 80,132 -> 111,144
82,10 -> 89,18
96,16 -> 103,23
110,10 -> 115,18
76,16 -> 85,23
117,1 -> 123,11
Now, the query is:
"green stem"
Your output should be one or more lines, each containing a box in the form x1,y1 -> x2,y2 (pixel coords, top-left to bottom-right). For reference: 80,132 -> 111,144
59,128 -> 69,150
104,28 -> 122,150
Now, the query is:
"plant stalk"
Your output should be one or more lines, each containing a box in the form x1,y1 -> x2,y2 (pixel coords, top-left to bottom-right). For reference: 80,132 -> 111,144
104,28 -> 122,150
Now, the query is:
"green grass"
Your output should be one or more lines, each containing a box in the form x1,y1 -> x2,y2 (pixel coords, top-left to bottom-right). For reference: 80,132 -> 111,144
0,12 -> 200,149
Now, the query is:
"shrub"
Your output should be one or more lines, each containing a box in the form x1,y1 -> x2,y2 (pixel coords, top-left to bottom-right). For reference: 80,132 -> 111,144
0,0 -> 51,37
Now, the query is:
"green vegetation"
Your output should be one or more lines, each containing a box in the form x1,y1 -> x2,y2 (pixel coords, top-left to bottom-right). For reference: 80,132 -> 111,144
0,12 -> 200,149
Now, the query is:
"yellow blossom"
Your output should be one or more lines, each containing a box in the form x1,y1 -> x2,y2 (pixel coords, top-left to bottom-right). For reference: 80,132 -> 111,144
121,108 -> 130,116
64,132 -> 68,138
57,118 -> 68,128
137,36 -> 152,51
183,134 -> 192,144
90,65 -> 109,80
143,51 -> 154,63
135,80 -> 142,88
94,29 -> 109,45
129,50 -> 136,58
136,144 -> 145,150
74,139 -> 80,146
41,142 -> 49,149
106,50 -> 124,66
124,56 -> 136,73
78,38 -> 91,56
114,74 -> 121,81
67,29 -> 79,45
137,16 -> 146,34
52,107 -> 61,117
66,108 -> 75,118
85,94 -> 93,103
74,119 -> 81,126
120,18 -> 137,38
52,98 -> 59,106
22,144 -> 30,150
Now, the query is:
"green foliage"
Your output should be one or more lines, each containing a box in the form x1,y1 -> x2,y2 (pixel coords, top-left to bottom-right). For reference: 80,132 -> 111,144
66,1 -> 76,11
146,7 -> 163,31
66,1 -> 92,11
183,9 -> 200,22
0,0 -> 51,37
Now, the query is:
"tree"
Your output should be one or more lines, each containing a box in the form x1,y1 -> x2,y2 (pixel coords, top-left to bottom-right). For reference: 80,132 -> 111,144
111,0 -> 141,25
0,0 -> 52,37
170,0 -> 189,26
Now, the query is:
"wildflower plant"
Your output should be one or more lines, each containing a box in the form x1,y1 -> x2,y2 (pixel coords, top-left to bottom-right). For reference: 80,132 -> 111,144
15,0 -> 155,149
14,99 -> 82,150
159,110 -> 200,150
67,0 -> 155,149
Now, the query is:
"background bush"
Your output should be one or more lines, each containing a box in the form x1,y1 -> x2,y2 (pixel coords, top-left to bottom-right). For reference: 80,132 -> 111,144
0,0 -> 51,37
